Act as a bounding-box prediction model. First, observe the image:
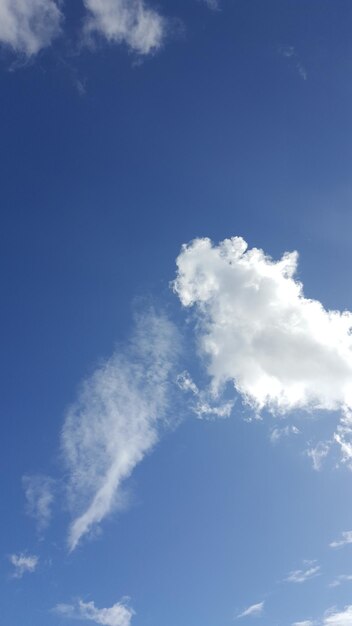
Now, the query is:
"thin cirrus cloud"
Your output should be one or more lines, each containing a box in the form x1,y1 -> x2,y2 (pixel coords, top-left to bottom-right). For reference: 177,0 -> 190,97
285,562 -> 321,584
62,310 -> 180,551
0,0 -> 63,56
22,474 -> 56,532
9,553 -> 39,578
237,601 -> 264,619
55,598 -> 134,626
329,574 -> 352,588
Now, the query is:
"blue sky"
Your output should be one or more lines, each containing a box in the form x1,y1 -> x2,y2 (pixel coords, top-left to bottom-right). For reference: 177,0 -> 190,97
2,1 -> 352,625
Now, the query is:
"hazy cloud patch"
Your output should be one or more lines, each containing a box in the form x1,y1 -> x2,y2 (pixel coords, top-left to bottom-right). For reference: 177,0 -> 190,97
22,474 -> 56,532
62,310 -> 180,551
0,0 -> 62,56
82,0 -> 166,56
55,598 -> 134,626
9,553 -> 38,578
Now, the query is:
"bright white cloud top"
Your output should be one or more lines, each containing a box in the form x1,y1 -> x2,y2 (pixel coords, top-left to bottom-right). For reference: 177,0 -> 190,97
174,236 -> 352,415
9,553 -> 38,578
55,598 -> 134,626
237,601 -> 264,618
0,0 -> 62,56
324,605 -> 352,625
62,310 -> 179,551
83,0 -> 166,55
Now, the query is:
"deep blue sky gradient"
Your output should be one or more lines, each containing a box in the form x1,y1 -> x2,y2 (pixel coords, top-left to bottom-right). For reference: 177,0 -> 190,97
2,2 -> 352,624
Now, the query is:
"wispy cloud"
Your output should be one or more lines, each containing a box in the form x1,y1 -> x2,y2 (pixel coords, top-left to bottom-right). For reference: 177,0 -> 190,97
62,310 -> 180,551
285,562 -> 320,583
292,621 -> 316,626
82,0 -> 166,56
330,530 -> 352,549
237,602 -> 264,619
176,370 -> 234,419
55,598 -> 134,626
201,0 -> 220,10
22,474 -> 55,532
333,410 -> 352,468
279,45 -> 307,80
9,553 -> 38,578
307,442 -> 331,471
173,237 -> 352,426
270,424 -> 300,444
0,0 -> 62,56
329,574 -> 352,588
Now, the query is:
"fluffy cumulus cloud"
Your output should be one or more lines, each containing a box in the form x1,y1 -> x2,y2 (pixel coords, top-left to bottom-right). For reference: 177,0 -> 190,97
173,237 -> 352,415
237,602 -> 264,619
22,474 -> 55,532
293,605 -> 352,626
324,606 -> 352,625
0,0 -> 62,56
9,553 -> 38,578
62,310 -> 179,551
55,598 -> 134,626
82,0 -> 166,55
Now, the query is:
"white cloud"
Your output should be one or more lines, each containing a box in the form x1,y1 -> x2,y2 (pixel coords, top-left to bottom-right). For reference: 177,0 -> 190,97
270,424 -> 300,444
329,574 -> 352,588
82,0 -> 166,55
176,370 -> 199,395
193,398 -> 233,419
330,530 -> 352,549
279,45 -> 307,81
173,237 -> 352,416
0,0 -> 62,56
292,622 -> 316,626
176,369 -> 234,419
22,474 -> 55,532
55,598 -> 134,626
324,605 -> 352,626
307,442 -> 331,471
285,562 -> 320,583
237,602 -> 264,619
62,310 -> 179,551
334,410 -> 352,467
201,0 -> 220,10
9,553 -> 38,578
